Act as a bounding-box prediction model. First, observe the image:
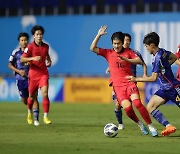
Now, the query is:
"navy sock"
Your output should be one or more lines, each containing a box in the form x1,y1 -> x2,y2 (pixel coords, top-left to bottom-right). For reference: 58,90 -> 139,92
151,109 -> 169,127
33,108 -> 39,121
114,108 -> 123,124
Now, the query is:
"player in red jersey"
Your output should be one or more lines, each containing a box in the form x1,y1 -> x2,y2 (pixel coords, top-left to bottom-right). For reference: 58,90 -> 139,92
21,25 -> 52,125
90,25 -> 158,136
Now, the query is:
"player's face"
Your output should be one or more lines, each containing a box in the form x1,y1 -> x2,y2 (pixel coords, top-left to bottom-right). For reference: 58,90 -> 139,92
123,36 -> 131,48
19,36 -> 28,49
34,30 -> 43,44
112,39 -> 123,53
145,44 -> 154,54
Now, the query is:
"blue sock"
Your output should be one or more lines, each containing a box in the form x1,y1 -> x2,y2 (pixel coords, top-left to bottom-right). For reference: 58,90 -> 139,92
33,108 -> 39,121
151,109 -> 169,127
114,108 -> 123,124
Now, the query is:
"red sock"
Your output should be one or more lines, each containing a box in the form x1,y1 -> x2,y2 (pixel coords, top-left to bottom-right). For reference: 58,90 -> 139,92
132,99 -> 151,124
42,97 -> 50,113
27,97 -> 33,110
124,106 -> 139,123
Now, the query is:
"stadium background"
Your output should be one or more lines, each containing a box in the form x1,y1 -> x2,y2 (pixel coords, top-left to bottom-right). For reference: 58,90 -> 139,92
0,0 -> 180,104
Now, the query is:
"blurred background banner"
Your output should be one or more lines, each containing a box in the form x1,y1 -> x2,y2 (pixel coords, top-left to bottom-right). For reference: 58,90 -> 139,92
0,77 -> 64,102
0,13 -> 180,76
64,77 -> 112,104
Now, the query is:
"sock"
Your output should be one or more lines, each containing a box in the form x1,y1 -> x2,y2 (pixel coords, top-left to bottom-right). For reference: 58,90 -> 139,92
124,105 -> 139,123
33,108 -> 39,121
42,97 -> 50,113
114,108 -> 123,124
27,97 -> 33,111
44,113 -> 48,118
133,99 -> 152,124
151,109 -> 169,127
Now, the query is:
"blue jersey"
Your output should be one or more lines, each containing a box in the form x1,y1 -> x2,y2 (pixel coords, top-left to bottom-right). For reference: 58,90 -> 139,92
152,48 -> 180,90
9,48 -> 29,81
131,49 -> 144,77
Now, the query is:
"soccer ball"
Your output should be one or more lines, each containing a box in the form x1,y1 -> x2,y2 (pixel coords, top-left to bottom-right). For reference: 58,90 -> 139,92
104,123 -> 118,137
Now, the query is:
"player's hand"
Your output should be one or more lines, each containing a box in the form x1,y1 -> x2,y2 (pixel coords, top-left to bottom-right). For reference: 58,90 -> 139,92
46,60 -> 52,67
18,70 -> 26,77
126,76 -> 136,82
118,56 -> 127,61
34,56 -> 42,62
106,67 -> 110,74
98,25 -> 107,36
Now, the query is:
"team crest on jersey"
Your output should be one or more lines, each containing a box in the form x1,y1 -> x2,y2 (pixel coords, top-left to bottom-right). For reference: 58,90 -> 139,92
24,48 -> 28,53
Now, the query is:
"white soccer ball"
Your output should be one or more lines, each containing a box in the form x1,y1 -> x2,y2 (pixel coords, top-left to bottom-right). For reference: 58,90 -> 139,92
104,123 -> 118,137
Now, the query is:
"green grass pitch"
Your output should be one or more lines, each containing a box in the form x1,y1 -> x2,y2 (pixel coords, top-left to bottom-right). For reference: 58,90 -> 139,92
0,102 -> 180,154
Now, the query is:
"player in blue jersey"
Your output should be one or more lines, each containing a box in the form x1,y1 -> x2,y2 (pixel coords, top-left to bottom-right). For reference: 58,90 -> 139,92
8,32 -> 40,126
127,32 -> 178,136
107,33 -> 147,130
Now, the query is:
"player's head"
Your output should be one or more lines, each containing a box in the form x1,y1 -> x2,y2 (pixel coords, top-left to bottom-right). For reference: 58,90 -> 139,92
143,32 -> 160,54
123,33 -> 131,49
111,32 -> 125,53
18,32 -> 29,49
31,25 -> 45,44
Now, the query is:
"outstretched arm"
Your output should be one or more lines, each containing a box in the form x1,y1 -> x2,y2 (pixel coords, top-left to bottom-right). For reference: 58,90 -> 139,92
90,25 -> 107,54
127,72 -> 158,82
118,56 -> 143,65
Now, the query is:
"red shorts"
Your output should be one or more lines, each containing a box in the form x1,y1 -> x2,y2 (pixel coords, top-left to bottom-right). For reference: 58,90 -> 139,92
28,76 -> 49,95
113,82 -> 139,104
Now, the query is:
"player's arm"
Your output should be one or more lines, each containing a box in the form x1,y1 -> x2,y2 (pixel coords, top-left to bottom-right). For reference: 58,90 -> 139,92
127,72 -> 158,82
8,62 -> 26,77
175,59 -> 180,66
90,25 -> 107,54
169,52 -> 177,65
142,62 -> 148,77
20,56 -> 42,63
118,56 -> 143,65
46,54 -> 52,67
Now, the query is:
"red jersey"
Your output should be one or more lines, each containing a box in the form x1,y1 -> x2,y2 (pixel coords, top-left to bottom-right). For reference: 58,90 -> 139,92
23,42 -> 49,80
98,48 -> 138,86
175,44 -> 180,80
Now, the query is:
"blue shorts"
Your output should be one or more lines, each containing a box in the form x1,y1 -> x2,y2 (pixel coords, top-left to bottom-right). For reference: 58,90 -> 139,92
16,80 -> 29,99
155,87 -> 180,107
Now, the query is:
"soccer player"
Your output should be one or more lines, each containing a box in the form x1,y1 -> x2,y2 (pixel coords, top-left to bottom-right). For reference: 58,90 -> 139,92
8,32 -> 40,126
127,32 -> 178,136
20,25 -> 52,125
107,33 -> 147,130
90,25 -> 158,137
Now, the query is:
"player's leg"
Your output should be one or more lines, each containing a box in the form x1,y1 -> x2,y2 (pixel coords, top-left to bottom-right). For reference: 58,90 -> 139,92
33,91 -> 40,126
121,99 -> 149,135
112,90 -> 124,129
114,101 -> 124,129
147,94 -> 176,136
17,80 -> 28,105
27,79 -> 38,125
129,83 -> 158,136
40,78 -> 51,124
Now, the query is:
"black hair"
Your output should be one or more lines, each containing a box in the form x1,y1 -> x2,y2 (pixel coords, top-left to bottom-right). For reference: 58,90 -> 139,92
31,25 -> 45,35
111,31 -> 125,44
123,33 -> 131,42
18,32 -> 29,41
143,32 -> 160,47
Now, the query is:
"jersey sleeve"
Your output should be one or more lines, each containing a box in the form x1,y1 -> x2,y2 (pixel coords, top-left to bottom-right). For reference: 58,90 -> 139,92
9,49 -> 17,65
98,48 -> 109,58
23,44 -> 32,57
